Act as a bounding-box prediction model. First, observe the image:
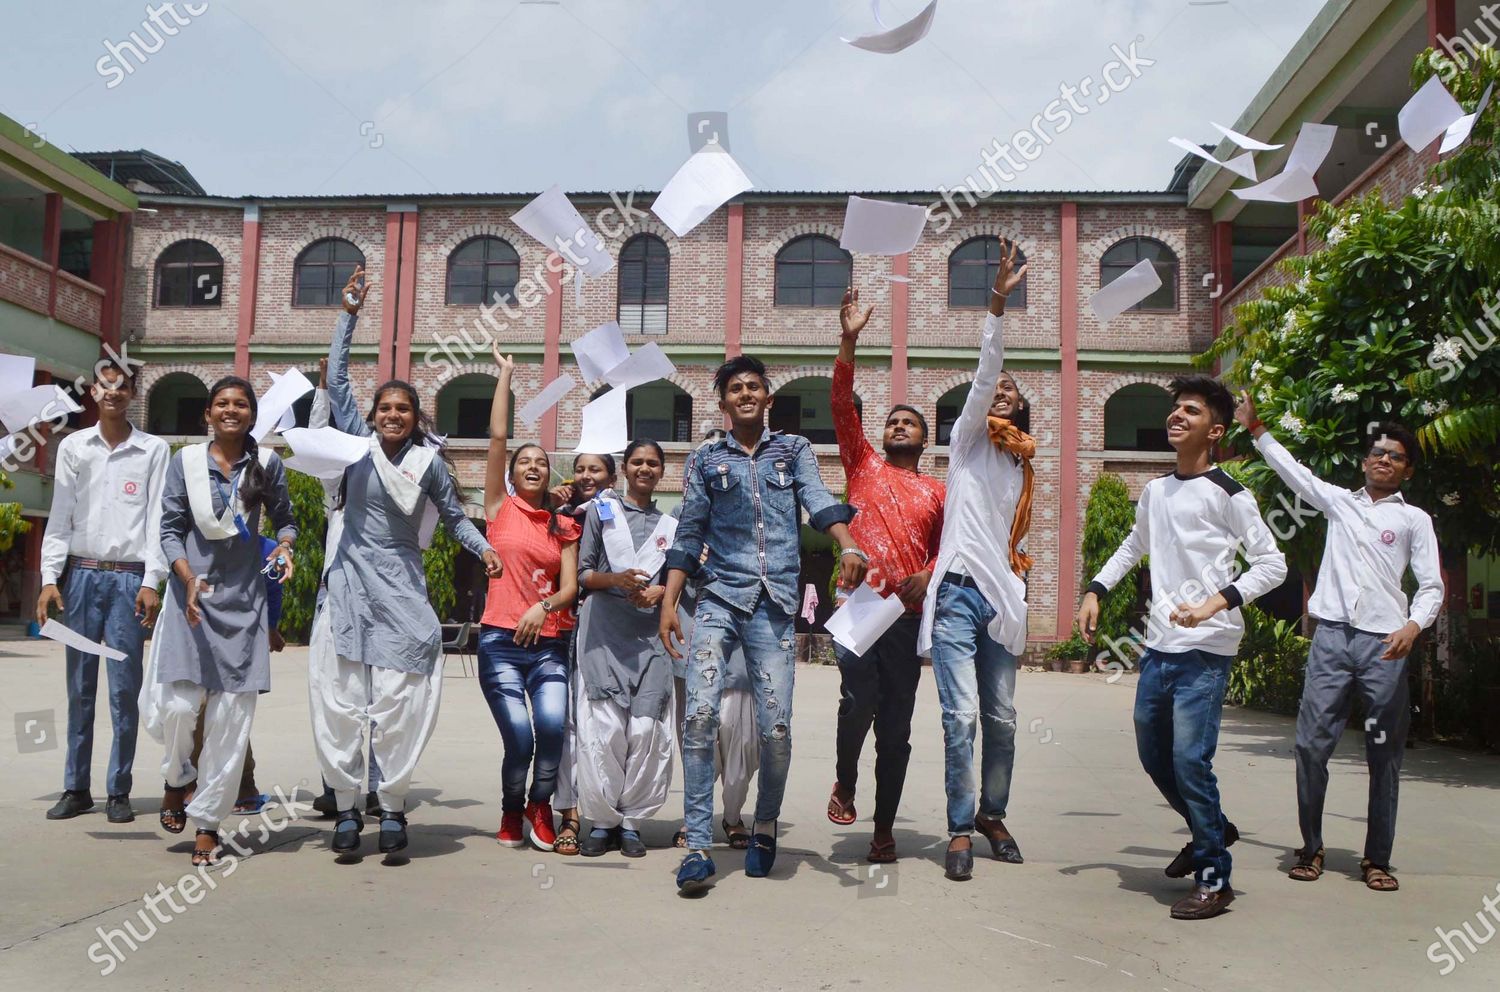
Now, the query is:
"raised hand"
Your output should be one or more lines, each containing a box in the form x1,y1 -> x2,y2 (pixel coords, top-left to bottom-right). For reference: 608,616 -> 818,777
493,342 -> 515,376
840,287 -> 873,338
341,266 -> 377,314
994,239 -> 1028,300
1234,390 -> 1259,431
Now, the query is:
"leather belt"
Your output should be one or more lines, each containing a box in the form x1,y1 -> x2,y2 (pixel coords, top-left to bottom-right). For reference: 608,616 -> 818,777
67,555 -> 146,575
941,571 -> 980,590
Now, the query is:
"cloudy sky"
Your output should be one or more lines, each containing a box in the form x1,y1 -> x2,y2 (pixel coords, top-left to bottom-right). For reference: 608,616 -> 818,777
5,0 -> 1324,197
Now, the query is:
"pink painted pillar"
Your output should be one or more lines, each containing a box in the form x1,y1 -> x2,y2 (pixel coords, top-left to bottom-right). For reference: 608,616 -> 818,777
1056,202 -> 1081,639
890,252 -> 910,406
234,206 -> 261,378
541,255 -> 563,451
725,203 -> 744,358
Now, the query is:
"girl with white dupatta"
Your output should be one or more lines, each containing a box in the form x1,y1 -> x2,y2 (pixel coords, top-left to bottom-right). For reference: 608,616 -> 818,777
312,268 -> 501,857
151,375 -> 295,868
574,440 -> 677,857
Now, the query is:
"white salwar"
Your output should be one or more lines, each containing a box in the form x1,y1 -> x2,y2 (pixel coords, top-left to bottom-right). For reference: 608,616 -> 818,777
574,679 -> 674,829
157,680 -> 256,832
307,607 -> 444,813
673,678 -> 758,822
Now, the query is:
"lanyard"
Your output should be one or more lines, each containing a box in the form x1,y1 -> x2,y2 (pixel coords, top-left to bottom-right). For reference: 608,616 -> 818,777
212,463 -> 252,542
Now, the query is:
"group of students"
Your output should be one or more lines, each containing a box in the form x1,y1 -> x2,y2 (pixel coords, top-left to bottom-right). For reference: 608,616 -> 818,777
36,245 -> 1443,919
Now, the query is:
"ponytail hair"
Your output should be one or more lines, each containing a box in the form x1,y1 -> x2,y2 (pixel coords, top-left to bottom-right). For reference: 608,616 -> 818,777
206,375 -> 275,515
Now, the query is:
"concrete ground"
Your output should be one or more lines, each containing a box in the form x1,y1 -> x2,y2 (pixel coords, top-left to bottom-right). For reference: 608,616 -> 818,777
1,637 -> 1497,991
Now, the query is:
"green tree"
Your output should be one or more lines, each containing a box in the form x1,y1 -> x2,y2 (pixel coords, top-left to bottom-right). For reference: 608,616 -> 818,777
274,470 -> 329,642
423,521 -> 459,622
0,470 -> 32,618
1080,473 -> 1143,653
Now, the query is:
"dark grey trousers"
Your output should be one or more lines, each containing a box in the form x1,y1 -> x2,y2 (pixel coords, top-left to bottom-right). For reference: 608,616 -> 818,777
1294,620 -> 1410,867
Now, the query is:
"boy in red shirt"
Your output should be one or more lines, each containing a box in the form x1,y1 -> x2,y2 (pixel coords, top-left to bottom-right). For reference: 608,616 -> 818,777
826,288 -> 945,864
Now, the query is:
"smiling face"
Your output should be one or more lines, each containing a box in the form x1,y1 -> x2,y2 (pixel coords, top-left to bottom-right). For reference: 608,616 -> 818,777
623,447 -> 663,500
1166,392 -> 1225,452
571,454 -> 615,501
206,385 -> 254,441
1363,435 -> 1414,491
718,371 -> 772,431
511,444 -> 551,499
989,373 -> 1024,420
92,367 -> 134,419
883,407 -> 926,455
372,386 -> 418,445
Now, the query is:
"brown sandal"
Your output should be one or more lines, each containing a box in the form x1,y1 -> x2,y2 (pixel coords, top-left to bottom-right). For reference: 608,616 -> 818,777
159,781 -> 192,835
827,784 -> 856,826
867,836 -> 898,864
1288,847 -> 1324,881
555,818 -> 581,857
722,818 -> 751,850
672,828 -> 687,849
191,829 -> 221,867
1361,859 -> 1399,891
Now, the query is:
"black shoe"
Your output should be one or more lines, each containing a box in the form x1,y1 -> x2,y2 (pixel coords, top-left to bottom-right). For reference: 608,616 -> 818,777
620,829 -> 647,858
378,810 -> 408,854
312,791 -> 337,817
975,814 -> 1024,864
581,827 -> 619,857
332,808 -> 363,854
944,839 -> 974,881
365,791 -> 381,815
1165,821 -> 1238,879
106,795 -> 134,823
46,790 -> 94,820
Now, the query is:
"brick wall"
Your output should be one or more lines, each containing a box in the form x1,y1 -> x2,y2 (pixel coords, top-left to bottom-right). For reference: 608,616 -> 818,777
0,241 -> 54,315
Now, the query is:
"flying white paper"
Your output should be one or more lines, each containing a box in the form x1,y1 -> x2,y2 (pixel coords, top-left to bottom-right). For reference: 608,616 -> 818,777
280,426 -> 370,480
0,434 -> 22,465
252,368 -> 314,443
1439,81 -> 1494,154
603,342 -> 676,391
1230,168 -> 1319,204
842,0 -> 937,54
572,322 -> 631,384
512,185 -> 615,278
1284,121 -> 1339,176
1089,258 -> 1162,325
574,387 -> 628,455
0,353 -> 36,395
1210,121 -> 1284,152
517,374 -> 577,427
1167,137 -> 1258,181
41,618 -> 127,661
839,195 -> 929,254
0,384 -> 81,435
1399,74 -> 1466,152
824,582 -> 906,657
651,147 -> 753,238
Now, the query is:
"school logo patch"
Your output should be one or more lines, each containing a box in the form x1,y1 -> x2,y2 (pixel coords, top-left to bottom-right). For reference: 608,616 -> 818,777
122,480 -> 139,496
1380,529 -> 1396,545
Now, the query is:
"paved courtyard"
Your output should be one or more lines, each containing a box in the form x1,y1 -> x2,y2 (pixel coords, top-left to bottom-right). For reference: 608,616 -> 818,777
1,636 -> 1497,991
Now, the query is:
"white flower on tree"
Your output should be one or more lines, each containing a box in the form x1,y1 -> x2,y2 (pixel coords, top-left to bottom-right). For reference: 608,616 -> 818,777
1278,410 -> 1308,440
1330,383 -> 1359,403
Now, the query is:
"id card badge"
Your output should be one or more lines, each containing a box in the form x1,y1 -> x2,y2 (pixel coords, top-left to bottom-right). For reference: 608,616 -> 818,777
233,513 -> 252,543
597,499 -> 615,522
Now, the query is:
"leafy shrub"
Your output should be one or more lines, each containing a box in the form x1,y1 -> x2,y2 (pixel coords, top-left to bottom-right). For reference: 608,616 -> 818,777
1226,605 -> 1309,716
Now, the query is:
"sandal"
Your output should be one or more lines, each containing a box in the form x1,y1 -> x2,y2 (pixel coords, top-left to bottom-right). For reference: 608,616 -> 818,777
722,818 -> 751,850
827,784 -> 856,826
1288,847 -> 1324,881
191,829 -> 221,867
159,781 -> 192,835
672,828 -> 687,849
867,836 -> 898,864
555,817 -> 581,857
1360,859 -> 1399,892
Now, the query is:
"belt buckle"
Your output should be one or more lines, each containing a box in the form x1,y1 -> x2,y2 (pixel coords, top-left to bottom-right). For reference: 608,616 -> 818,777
97,560 -> 116,572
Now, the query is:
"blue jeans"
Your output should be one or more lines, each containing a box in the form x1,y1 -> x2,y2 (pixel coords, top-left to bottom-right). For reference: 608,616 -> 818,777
681,593 -> 795,850
929,579 -> 1017,837
477,627 -> 569,811
63,567 -> 146,796
1134,648 -> 1234,886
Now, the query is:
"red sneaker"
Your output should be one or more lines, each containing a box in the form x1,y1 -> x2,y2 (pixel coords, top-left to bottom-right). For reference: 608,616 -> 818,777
496,810 -> 525,848
524,801 -> 556,852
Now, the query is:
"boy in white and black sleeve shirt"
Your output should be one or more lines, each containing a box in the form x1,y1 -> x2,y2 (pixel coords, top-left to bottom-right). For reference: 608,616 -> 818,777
1077,375 -> 1286,921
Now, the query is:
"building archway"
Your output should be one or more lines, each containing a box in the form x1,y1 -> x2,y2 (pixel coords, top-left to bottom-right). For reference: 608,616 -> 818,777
770,376 -> 859,444
147,372 -> 209,436
436,373 -> 509,439
1103,382 -> 1173,451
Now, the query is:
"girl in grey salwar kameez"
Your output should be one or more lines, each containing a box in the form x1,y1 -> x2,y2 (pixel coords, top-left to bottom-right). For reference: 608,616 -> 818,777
148,375 -> 296,867
309,269 -> 500,856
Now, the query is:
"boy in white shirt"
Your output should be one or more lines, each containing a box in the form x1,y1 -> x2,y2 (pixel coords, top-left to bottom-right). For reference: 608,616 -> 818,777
1078,375 -> 1286,920
1236,395 -> 1442,893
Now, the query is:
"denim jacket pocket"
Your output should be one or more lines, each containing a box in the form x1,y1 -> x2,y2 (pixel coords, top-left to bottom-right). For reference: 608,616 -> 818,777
702,460 -> 743,495
764,469 -> 796,512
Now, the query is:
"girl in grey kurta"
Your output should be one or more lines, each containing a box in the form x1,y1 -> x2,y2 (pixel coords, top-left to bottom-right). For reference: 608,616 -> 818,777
149,375 -> 296,867
573,440 -> 677,856
309,267 -> 501,857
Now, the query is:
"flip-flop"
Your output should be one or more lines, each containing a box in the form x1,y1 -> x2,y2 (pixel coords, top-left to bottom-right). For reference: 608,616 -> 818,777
867,837 -> 898,864
826,784 -> 856,826
232,794 -> 273,815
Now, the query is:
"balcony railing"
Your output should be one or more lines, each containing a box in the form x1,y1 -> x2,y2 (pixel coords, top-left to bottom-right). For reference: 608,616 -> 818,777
0,240 -> 104,336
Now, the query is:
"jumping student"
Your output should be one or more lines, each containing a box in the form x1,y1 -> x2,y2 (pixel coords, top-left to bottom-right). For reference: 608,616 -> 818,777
661,353 -> 866,894
920,241 -> 1034,883
37,359 -> 169,824
1078,375 -> 1287,920
827,287 -> 945,865
1236,394 -> 1443,893
312,269 -> 501,857
574,440 -> 677,857
480,347 -> 580,853
152,375 -> 296,867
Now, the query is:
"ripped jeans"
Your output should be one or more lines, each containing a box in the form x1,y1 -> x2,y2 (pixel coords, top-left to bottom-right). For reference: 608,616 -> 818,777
681,592 -> 796,850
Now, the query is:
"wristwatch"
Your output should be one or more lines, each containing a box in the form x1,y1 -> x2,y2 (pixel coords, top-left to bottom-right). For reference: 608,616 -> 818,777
540,599 -> 556,613
840,547 -> 869,564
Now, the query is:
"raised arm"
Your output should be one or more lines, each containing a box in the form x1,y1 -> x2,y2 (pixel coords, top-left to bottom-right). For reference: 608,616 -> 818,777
951,240 -> 1027,450
484,345 -> 515,520
1237,391 -> 1342,513
327,267 -> 376,437
833,288 -> 876,475
309,357 -> 331,430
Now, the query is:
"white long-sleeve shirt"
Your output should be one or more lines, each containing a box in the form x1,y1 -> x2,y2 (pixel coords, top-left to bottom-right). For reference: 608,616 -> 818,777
918,312 -> 1028,657
1088,467 -> 1288,657
40,424 -> 170,587
1254,431 -> 1443,633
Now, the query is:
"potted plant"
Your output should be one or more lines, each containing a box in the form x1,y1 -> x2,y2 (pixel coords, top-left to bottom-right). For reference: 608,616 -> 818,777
1046,628 -> 1091,674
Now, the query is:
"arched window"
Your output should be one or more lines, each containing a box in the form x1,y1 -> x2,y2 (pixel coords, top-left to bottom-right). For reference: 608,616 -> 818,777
294,238 -> 365,307
769,376 -> 859,444
949,236 -> 1026,309
774,235 -> 850,308
146,372 -> 209,436
447,236 -> 520,306
934,383 -> 969,445
155,239 -> 223,308
617,234 -> 669,335
436,373 -> 510,439
1099,237 -> 1177,311
1103,382 -> 1174,451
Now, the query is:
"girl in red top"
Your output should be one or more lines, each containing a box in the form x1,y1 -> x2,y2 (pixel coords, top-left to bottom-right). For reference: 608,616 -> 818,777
479,347 -> 580,852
